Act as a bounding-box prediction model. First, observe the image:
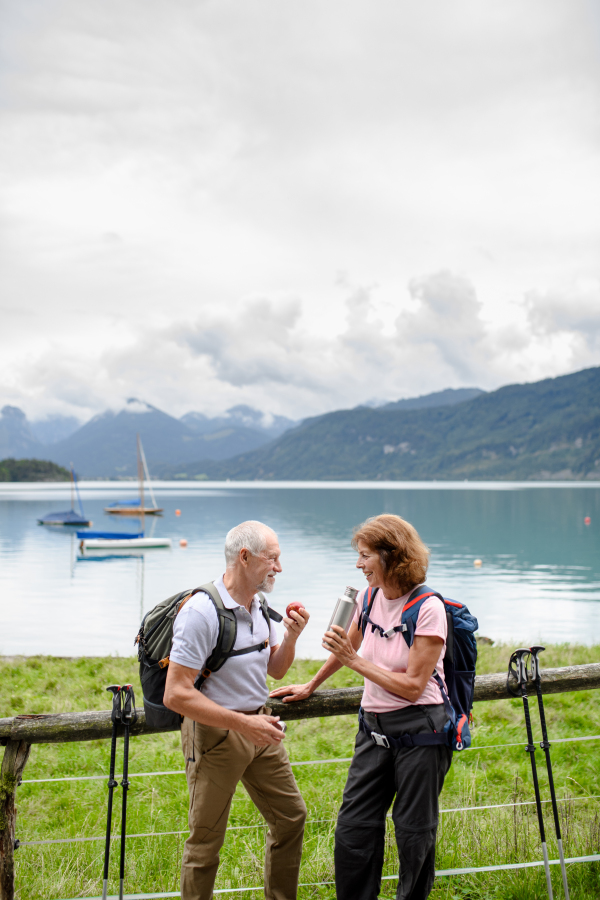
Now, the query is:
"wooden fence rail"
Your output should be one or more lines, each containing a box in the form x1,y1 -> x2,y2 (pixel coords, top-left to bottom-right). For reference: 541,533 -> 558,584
1,662 -> 600,900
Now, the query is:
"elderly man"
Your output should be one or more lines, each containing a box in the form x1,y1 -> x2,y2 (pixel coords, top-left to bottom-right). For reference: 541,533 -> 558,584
164,520 -> 309,900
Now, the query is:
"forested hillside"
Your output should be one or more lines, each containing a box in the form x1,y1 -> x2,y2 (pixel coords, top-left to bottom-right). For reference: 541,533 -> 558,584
0,458 -> 70,482
192,367 -> 600,481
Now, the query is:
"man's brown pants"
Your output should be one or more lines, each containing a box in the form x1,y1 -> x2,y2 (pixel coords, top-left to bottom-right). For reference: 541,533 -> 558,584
181,714 -> 307,900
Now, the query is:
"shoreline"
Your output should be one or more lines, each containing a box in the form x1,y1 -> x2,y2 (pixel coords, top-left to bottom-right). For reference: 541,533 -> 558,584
2,478 -> 600,494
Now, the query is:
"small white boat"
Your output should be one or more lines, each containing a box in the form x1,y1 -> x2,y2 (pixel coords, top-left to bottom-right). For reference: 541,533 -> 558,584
81,536 -> 171,550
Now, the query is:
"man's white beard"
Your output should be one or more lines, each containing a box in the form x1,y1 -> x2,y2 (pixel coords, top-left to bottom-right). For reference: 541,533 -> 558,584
257,575 -> 275,593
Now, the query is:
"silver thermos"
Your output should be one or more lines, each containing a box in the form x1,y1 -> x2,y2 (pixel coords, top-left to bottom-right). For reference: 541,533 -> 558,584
328,586 -> 359,633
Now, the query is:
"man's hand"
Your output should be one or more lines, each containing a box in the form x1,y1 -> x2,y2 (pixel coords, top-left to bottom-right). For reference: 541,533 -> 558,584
322,625 -> 358,667
283,607 -> 310,641
270,682 -> 315,703
239,714 -> 285,746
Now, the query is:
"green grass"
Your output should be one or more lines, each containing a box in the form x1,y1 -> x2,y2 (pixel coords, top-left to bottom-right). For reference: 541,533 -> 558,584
2,645 -> 600,899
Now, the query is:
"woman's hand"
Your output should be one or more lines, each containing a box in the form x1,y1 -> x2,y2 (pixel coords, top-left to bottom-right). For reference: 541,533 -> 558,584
269,683 -> 315,703
322,625 -> 358,668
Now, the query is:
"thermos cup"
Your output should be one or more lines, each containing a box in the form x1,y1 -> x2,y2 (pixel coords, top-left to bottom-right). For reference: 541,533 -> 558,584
328,586 -> 359,634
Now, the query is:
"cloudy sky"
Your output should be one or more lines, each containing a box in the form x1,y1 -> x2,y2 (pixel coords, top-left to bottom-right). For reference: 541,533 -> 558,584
1,0 -> 599,424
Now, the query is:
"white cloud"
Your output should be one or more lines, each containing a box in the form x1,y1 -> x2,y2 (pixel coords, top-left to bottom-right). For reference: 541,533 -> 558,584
0,0 -> 599,420
526,282 -> 600,341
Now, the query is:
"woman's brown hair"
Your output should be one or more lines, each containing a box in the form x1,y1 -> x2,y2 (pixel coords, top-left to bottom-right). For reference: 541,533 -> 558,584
352,514 -> 429,592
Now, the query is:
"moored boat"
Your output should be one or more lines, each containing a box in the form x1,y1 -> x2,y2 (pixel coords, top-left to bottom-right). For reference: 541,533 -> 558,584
38,467 -> 91,526
77,530 -> 171,550
104,436 -> 163,515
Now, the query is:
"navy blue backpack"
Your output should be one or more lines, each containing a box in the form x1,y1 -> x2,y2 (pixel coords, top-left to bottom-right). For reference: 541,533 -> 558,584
359,584 -> 478,750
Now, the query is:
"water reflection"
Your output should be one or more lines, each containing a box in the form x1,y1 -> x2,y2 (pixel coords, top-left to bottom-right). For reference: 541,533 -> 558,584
1,484 -> 599,656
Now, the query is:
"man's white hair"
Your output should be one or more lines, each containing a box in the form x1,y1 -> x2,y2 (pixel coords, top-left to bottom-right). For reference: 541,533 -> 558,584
224,520 -> 274,567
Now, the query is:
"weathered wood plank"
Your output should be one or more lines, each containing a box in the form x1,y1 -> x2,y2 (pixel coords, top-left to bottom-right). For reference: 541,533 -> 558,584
0,740 -> 31,900
1,663 -> 599,744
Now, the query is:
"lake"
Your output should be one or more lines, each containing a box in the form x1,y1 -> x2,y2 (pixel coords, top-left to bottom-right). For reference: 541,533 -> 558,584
1,481 -> 599,658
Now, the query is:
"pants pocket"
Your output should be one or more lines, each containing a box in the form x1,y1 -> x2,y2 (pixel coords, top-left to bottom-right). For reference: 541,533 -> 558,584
198,724 -> 230,755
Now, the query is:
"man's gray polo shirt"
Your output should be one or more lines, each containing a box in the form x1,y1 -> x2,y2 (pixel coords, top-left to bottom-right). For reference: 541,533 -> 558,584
170,574 -> 279,712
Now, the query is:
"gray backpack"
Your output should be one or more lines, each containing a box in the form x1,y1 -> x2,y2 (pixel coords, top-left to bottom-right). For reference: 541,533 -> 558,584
135,582 -> 283,729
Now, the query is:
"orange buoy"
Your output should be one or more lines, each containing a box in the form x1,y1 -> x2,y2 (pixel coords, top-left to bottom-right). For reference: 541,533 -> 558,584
584,516 -> 591,526
474,559 -> 482,568
175,509 -> 181,516
179,538 -> 188,547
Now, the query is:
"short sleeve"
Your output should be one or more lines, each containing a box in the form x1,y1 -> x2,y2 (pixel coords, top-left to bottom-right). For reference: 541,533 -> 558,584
414,597 -> 447,642
170,595 -> 220,671
269,618 -> 279,646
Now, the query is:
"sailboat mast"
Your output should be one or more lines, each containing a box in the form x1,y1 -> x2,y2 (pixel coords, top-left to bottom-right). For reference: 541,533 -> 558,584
137,434 -> 145,532
138,438 -> 158,510
70,464 -> 75,511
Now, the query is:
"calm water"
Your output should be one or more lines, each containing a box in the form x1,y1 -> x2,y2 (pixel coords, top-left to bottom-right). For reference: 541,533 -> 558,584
1,481 -> 599,658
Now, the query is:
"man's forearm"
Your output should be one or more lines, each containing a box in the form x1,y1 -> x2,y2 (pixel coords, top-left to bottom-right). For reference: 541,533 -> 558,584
165,683 -> 250,731
268,635 -> 297,680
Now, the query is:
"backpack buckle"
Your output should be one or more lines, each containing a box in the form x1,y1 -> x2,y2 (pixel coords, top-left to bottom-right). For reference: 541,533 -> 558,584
371,731 -> 390,749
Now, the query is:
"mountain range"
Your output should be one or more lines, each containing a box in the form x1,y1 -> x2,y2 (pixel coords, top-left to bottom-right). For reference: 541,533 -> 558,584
2,367 -> 598,480
179,367 -> 600,481
0,401 -> 298,478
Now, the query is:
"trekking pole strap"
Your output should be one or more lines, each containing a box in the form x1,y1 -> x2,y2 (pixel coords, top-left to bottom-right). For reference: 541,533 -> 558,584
358,708 -> 449,749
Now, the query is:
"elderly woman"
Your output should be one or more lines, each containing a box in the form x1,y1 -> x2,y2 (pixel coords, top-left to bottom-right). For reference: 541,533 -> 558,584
271,514 -> 452,900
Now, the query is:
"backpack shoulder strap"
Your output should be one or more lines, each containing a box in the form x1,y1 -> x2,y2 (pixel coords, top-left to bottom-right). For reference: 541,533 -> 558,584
196,585 -> 283,688
400,584 -> 445,648
258,594 -> 283,625
359,587 -> 379,636
195,582 -> 238,687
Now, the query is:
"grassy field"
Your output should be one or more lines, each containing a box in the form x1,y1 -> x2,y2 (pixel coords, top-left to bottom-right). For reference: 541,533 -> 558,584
1,644 -> 600,900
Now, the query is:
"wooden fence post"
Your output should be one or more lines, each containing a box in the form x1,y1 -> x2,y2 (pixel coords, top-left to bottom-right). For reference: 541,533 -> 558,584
0,740 -> 31,900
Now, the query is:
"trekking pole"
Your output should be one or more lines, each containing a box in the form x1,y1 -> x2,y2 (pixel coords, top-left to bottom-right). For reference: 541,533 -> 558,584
507,649 -> 553,900
530,646 -> 570,900
103,685 -> 122,900
118,684 -> 138,900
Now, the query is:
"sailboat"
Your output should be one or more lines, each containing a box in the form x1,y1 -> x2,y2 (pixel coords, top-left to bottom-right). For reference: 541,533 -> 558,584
104,436 -> 163,515
78,435 -> 170,551
38,466 -> 91,526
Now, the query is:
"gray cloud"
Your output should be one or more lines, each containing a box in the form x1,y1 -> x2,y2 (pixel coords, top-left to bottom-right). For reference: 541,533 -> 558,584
1,1 -> 599,420
3,268 -> 600,422
526,284 -> 600,343
399,271 -> 487,383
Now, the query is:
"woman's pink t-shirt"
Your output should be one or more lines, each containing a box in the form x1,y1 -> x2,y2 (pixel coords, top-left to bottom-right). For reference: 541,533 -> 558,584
353,585 -> 447,713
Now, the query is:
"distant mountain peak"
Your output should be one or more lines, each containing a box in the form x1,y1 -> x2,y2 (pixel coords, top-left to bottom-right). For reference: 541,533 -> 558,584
1,405 -> 27,420
123,398 -> 156,415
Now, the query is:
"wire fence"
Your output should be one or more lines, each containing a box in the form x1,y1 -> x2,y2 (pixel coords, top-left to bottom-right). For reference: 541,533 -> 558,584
55,854 -> 600,900
19,732 -> 600,786
14,728 -> 600,897
18,792 -> 600,847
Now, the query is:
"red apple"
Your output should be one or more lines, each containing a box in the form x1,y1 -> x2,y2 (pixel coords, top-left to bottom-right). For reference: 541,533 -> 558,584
286,601 -> 305,619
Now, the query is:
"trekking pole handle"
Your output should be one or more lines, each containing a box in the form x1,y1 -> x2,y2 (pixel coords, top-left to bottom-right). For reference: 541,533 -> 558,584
107,684 -> 123,724
529,645 -> 545,682
507,648 -> 531,694
121,684 -> 138,726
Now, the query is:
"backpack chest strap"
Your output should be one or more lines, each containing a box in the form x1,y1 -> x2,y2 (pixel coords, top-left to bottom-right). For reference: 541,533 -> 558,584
361,612 -> 408,639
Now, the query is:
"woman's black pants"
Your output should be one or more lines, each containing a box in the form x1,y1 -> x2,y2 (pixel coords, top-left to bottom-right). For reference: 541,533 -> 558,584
334,705 -> 453,900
